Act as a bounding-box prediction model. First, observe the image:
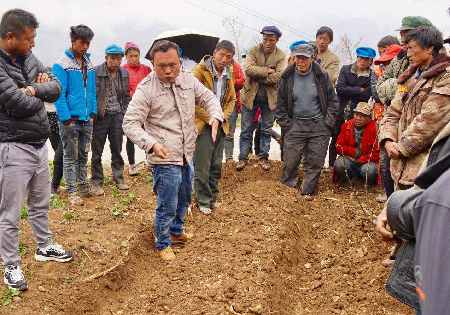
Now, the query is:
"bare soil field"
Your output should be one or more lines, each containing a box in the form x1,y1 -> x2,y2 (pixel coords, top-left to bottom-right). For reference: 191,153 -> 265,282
1,161 -> 413,315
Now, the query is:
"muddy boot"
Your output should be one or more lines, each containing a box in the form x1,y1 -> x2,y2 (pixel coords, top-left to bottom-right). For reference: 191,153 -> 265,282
68,193 -> 84,206
116,182 -> 129,191
78,184 -> 92,198
91,184 -> 104,196
259,158 -> 271,171
236,160 -> 247,171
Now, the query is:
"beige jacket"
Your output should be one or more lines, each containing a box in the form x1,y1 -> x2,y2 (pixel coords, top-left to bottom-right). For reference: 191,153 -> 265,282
318,49 -> 340,86
123,71 -> 223,166
240,44 -> 286,111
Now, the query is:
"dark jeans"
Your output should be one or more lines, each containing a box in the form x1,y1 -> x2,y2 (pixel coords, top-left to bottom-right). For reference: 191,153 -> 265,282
48,119 -> 63,190
194,127 -> 225,208
91,113 -> 125,185
59,120 -> 93,194
380,147 -> 395,197
126,137 -> 135,165
334,156 -> 378,186
281,119 -> 330,195
239,101 -> 274,160
152,163 -> 193,250
224,109 -> 238,160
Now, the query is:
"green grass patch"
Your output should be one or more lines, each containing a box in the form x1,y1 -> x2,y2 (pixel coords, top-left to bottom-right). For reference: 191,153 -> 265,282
18,242 -> 27,257
50,194 -> 66,209
1,287 -> 20,306
20,206 -> 28,220
63,210 -> 75,222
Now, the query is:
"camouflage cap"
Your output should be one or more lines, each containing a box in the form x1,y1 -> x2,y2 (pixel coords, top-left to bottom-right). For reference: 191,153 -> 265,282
354,102 -> 372,117
397,16 -> 433,31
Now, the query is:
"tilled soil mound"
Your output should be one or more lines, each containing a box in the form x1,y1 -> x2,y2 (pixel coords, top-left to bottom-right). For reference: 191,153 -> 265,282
2,161 -> 412,315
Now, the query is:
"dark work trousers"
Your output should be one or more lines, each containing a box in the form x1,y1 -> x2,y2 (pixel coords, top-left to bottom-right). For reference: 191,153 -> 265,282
126,138 -> 135,165
328,117 -> 345,168
380,147 -> 395,197
194,126 -> 225,208
282,118 -> 331,195
47,112 -> 63,191
91,113 -> 125,185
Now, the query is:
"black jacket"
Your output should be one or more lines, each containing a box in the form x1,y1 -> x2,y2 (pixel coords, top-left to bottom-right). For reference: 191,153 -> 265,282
336,63 -> 376,112
0,49 -> 61,146
275,62 -> 339,131
95,63 -> 130,119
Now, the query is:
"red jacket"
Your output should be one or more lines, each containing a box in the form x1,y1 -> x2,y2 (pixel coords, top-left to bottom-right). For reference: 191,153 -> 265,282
233,61 -> 245,112
122,63 -> 151,96
336,119 -> 380,164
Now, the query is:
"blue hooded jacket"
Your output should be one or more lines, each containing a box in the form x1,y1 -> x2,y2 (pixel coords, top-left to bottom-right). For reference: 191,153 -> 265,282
52,49 -> 97,122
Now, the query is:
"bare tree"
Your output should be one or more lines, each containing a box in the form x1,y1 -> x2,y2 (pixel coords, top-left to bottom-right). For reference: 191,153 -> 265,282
335,34 -> 363,64
222,16 -> 244,61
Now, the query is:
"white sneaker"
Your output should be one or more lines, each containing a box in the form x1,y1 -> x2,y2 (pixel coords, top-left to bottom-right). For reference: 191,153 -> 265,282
35,243 -> 73,263
4,265 -> 27,291
199,207 -> 212,215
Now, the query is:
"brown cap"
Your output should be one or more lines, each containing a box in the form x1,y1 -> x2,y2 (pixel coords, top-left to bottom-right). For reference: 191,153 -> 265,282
354,102 -> 372,116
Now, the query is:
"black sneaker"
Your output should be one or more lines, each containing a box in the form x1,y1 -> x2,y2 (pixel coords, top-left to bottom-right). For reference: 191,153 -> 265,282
4,265 -> 28,291
35,243 -> 73,263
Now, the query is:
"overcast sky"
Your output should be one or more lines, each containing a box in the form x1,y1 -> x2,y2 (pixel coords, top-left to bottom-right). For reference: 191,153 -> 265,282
3,0 -> 450,65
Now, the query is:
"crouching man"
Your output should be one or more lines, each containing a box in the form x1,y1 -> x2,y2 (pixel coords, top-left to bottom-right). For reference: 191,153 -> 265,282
334,102 -> 379,186
0,9 -> 73,291
123,40 -> 223,260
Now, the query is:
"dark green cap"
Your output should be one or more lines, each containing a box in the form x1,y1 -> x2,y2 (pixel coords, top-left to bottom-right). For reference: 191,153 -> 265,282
397,16 -> 433,31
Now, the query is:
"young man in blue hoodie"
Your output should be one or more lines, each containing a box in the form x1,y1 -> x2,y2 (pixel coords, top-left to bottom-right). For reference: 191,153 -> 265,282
53,25 -> 96,206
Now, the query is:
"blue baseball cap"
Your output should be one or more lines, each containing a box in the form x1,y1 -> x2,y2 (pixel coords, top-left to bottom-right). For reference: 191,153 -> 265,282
356,47 -> 376,59
105,44 -> 124,56
289,40 -> 308,52
261,25 -> 282,38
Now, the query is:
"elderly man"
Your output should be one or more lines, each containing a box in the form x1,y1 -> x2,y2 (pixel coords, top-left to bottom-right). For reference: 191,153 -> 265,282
276,44 -> 338,200
123,40 -> 223,261
237,25 -> 286,171
0,9 -> 73,291
192,40 -> 236,215
91,44 -> 130,196
334,102 -> 379,186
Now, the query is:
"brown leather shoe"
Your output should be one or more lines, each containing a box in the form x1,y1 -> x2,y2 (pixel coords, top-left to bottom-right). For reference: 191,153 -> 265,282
171,232 -> 193,244
158,246 -> 176,261
116,182 -> 129,191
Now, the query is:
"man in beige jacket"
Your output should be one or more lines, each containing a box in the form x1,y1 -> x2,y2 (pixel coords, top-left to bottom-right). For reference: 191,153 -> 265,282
316,26 -> 340,86
237,25 -> 286,171
123,40 -> 223,261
